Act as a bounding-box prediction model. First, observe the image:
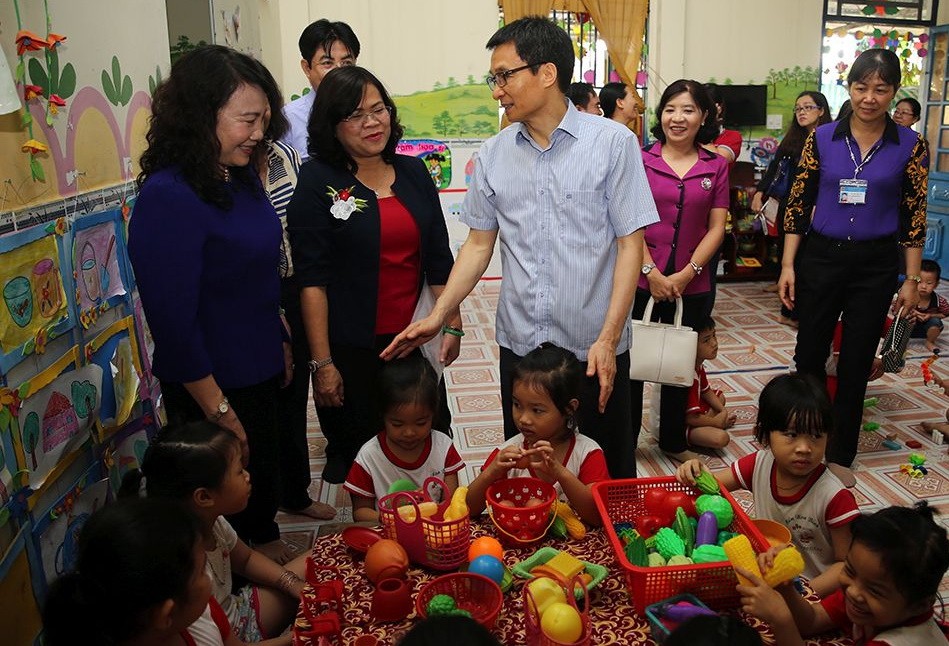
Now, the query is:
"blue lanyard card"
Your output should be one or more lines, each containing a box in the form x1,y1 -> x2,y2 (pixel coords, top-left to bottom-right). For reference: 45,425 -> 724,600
838,178 -> 867,205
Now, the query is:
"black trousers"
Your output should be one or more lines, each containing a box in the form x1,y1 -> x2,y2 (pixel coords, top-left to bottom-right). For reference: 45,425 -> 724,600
161,377 -> 281,544
499,346 -> 634,478
277,279 -> 314,510
316,336 -> 452,469
629,290 -> 709,455
793,232 -> 898,467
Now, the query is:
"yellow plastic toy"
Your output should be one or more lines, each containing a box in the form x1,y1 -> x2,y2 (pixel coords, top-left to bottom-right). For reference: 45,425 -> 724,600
723,534 -> 805,588
397,501 -> 438,522
763,546 -> 805,587
722,535 -> 762,586
443,486 -> 469,522
554,501 -> 586,539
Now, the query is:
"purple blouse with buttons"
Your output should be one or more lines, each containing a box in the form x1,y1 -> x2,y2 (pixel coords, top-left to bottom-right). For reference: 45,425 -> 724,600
783,118 -> 928,246
639,143 -> 730,295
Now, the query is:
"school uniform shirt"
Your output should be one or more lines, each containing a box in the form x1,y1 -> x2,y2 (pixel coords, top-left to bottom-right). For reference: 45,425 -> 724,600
181,597 -> 231,646
344,432 -> 464,501
784,117 -> 928,245
821,588 -> 948,645
639,143 -> 730,295
483,433 -> 610,499
686,366 -> 712,416
733,450 -> 859,580
206,517 -> 239,626
917,292 -> 949,316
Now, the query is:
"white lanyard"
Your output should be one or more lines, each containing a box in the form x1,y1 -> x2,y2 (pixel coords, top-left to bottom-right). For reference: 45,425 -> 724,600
846,135 -> 881,179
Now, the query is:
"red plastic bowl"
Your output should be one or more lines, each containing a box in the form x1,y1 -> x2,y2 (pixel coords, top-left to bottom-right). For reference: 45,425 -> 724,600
341,526 -> 382,553
415,572 -> 503,628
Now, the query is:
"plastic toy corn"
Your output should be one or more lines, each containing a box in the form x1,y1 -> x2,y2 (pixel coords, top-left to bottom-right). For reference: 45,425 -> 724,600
763,546 -> 805,587
723,535 -> 762,586
554,501 -> 586,539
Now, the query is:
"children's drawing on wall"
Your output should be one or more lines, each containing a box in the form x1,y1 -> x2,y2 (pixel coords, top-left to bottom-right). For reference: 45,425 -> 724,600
394,78 -> 497,139
397,140 -> 452,189
104,421 -> 149,495
131,296 -> 159,404
14,351 -> 101,490
1,235 -> 67,354
0,401 -> 18,505
71,209 -> 132,329
85,318 -> 142,436
35,476 -> 108,585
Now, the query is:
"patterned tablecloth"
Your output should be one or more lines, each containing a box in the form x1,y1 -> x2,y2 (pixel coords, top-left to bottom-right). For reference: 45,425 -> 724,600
296,520 -> 854,645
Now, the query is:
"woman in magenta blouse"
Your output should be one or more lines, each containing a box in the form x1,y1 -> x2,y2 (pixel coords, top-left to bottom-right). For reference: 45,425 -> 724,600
287,67 -> 460,482
631,79 -> 730,463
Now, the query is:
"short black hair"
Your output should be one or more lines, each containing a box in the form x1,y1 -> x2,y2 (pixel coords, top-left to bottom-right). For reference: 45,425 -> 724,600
896,97 -> 921,118
921,258 -> 942,280
307,66 -> 403,172
298,19 -> 360,64
754,373 -> 834,445
650,79 -> 719,146
567,82 -> 596,108
512,343 -> 584,419
848,48 -> 901,88
486,16 -> 574,94
378,353 -> 440,419
599,82 -> 626,119
849,502 -> 949,608
695,316 -> 716,334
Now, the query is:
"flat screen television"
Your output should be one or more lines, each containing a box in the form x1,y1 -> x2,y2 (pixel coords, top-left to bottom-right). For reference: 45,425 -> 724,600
715,84 -> 767,127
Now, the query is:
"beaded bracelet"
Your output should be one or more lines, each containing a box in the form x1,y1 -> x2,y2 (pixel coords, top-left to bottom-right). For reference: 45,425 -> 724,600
442,325 -> 465,337
277,569 -> 304,593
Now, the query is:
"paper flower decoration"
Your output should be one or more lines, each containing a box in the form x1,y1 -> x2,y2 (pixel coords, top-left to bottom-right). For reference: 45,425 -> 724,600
326,185 -> 367,221
54,217 -> 67,236
24,85 -> 43,101
15,30 -> 46,55
45,33 -> 67,49
21,139 -> 48,154
48,94 -> 66,114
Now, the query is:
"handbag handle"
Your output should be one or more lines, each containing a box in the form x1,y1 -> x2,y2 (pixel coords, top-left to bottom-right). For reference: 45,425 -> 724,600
641,296 -> 684,328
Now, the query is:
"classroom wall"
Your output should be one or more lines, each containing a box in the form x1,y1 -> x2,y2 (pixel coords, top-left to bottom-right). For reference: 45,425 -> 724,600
0,0 -> 169,213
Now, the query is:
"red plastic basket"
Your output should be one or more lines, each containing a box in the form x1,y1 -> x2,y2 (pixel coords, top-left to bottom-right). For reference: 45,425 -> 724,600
592,476 -> 769,614
415,572 -> 504,629
378,477 -> 470,571
523,574 -> 592,645
485,477 -> 557,545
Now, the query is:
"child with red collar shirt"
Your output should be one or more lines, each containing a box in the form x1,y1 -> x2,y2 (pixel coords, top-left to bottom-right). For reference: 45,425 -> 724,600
738,503 -> 949,646
683,316 -> 736,454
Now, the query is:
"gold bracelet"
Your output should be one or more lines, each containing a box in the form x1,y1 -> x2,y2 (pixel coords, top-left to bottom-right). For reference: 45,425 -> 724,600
277,569 -> 303,593
905,274 -> 922,283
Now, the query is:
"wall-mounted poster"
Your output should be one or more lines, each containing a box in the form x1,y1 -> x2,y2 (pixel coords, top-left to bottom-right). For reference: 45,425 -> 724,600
0,220 -> 74,374
13,348 -> 102,491
397,139 -> 452,190
84,317 -> 142,437
71,209 -> 134,331
32,471 -> 109,591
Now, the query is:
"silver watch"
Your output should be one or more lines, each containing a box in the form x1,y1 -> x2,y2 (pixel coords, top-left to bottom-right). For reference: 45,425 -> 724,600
211,397 -> 230,421
641,263 -> 655,275
690,261 -> 703,275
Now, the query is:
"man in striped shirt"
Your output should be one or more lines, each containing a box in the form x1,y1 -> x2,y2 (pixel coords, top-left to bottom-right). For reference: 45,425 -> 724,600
384,16 -> 658,478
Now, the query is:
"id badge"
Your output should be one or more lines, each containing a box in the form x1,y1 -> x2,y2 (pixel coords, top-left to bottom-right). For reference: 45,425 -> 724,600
839,178 -> 868,204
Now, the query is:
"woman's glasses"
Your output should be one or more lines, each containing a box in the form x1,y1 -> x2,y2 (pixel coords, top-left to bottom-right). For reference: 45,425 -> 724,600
341,105 -> 393,126
793,105 -> 820,114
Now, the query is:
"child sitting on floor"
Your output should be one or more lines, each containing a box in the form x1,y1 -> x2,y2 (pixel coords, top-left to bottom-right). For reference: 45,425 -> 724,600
909,259 -> 949,352
344,354 -> 464,522
739,503 -> 949,645
121,422 -> 300,644
677,373 -> 859,597
684,316 -> 737,450
465,343 -> 609,526
43,498 -> 242,646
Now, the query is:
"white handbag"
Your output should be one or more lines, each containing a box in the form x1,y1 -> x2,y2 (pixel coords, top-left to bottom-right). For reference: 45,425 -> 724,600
629,297 -> 697,387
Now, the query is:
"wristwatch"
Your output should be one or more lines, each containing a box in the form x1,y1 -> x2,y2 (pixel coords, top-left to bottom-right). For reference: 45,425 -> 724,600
307,357 -> 334,372
210,397 -> 230,422
690,261 -> 703,275
641,263 -> 655,275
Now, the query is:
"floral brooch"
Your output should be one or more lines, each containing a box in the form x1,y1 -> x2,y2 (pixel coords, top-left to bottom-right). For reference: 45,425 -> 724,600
326,185 -> 367,221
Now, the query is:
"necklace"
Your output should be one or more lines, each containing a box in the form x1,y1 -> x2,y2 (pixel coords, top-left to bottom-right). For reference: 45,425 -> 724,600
222,167 -> 231,183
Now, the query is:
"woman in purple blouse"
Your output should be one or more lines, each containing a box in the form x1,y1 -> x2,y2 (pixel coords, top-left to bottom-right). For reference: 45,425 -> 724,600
631,80 -> 730,463
129,46 -> 293,561
779,49 -> 928,479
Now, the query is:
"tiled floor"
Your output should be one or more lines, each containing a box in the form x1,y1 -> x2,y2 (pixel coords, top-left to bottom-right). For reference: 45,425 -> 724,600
278,280 -> 949,591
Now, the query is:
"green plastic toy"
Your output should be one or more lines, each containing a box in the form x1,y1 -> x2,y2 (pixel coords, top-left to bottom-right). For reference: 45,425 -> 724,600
550,515 -> 568,539
647,552 -> 667,567
388,478 -> 418,495
625,534 -> 649,567
655,527 -> 686,560
696,494 -> 734,529
426,594 -> 458,616
692,544 -> 728,564
861,422 -> 880,432
672,507 -> 695,557
694,471 -> 720,495
666,555 -> 693,566
717,530 -> 739,546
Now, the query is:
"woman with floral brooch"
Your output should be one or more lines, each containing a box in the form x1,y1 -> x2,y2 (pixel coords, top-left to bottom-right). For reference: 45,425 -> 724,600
287,66 -> 460,482
630,79 -> 730,463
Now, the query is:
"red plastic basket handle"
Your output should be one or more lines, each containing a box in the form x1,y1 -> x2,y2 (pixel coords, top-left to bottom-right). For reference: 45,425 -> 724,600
488,504 -> 557,544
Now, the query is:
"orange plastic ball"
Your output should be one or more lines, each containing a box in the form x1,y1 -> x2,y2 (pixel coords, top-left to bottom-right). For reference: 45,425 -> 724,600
468,536 -> 504,562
